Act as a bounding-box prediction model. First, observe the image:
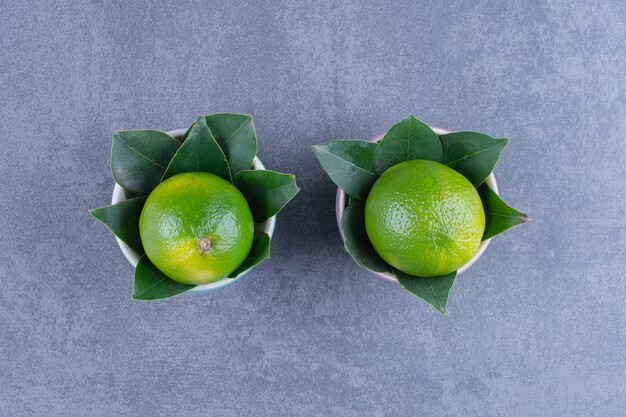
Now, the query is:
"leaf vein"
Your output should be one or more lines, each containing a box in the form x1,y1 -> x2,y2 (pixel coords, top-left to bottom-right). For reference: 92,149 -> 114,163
119,138 -> 166,169
244,182 -> 294,197
219,118 -> 250,148
426,278 -> 444,311
99,216 -> 138,222
135,277 -> 169,297
485,211 -> 522,219
445,142 -> 504,166
317,149 -> 377,177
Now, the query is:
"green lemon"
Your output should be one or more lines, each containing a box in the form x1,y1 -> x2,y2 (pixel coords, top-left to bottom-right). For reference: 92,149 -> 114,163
139,172 -> 255,285
365,160 -> 485,277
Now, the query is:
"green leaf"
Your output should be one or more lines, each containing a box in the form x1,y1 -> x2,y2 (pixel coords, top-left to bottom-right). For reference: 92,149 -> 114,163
111,130 -> 180,194
162,116 -> 232,182
374,115 -> 442,174
394,269 -> 457,315
233,170 -> 300,222
478,183 -> 531,240
341,200 -> 389,273
440,131 -> 508,187
132,255 -> 195,300
89,196 -> 147,253
181,122 -> 194,142
312,140 -> 379,200
228,233 -> 271,278
205,113 -> 257,175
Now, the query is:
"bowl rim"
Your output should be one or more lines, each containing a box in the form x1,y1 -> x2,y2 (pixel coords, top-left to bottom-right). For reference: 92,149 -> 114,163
334,126 -> 498,284
111,128 -> 276,292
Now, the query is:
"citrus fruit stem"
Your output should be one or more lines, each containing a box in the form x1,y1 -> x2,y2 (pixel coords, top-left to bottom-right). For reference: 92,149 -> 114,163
197,237 -> 213,255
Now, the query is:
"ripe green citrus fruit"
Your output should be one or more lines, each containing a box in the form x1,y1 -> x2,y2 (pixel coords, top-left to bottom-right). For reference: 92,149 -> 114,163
364,160 -> 485,277
139,172 -> 255,285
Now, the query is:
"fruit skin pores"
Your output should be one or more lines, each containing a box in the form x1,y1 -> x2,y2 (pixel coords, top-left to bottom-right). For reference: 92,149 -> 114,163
365,160 -> 485,277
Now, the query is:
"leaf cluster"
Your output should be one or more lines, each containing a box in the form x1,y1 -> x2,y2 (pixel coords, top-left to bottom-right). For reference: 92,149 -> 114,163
313,115 -> 530,314
90,114 -> 299,300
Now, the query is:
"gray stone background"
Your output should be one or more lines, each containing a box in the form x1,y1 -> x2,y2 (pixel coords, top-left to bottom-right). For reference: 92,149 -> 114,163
1,1 -> 624,416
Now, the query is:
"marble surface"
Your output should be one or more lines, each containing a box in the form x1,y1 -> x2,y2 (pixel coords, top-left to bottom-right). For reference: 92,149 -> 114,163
1,1 -> 624,416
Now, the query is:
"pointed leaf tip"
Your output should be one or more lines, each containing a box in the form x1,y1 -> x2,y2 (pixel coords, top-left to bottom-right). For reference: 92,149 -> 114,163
233,170 -> 300,222
110,130 -> 180,195
374,115 -> 442,174
439,131 -> 508,187
89,196 -> 147,253
394,269 -> 457,315
312,139 -> 379,200
133,255 -> 195,300
204,113 -> 257,175
478,183 -> 530,240
162,117 -> 232,182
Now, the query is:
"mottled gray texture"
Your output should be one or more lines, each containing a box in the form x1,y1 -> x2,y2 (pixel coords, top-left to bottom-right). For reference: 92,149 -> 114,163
0,0 -> 624,416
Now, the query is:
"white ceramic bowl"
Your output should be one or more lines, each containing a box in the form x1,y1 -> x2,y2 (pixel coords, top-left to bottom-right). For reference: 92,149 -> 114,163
335,127 -> 498,283
112,128 -> 276,291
